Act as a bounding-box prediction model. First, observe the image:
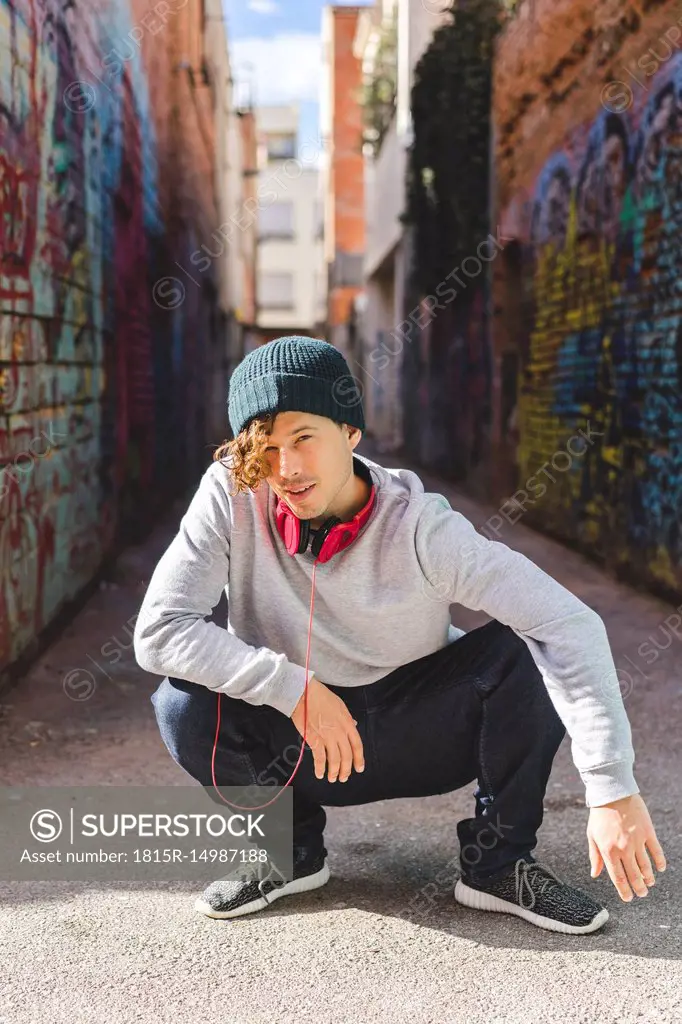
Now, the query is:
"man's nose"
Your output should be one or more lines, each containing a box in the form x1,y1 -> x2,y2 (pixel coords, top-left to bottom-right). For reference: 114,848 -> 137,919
279,447 -> 301,477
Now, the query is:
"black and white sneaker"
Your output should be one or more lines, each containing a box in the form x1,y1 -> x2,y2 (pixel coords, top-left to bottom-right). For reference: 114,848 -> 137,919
454,857 -> 609,934
195,846 -> 330,920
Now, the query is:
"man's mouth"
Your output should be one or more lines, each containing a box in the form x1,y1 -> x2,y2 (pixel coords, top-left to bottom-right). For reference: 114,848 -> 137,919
284,484 -> 316,501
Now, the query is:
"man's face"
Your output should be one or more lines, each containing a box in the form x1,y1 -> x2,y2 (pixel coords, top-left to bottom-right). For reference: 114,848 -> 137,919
263,410 -> 359,521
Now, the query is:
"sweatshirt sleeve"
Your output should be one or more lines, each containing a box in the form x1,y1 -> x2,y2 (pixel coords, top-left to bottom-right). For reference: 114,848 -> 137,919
414,497 -> 639,808
133,465 -> 309,718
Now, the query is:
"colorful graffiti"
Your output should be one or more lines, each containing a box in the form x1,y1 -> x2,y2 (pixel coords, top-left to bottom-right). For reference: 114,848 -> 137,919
0,0 -> 166,669
513,52 -> 682,593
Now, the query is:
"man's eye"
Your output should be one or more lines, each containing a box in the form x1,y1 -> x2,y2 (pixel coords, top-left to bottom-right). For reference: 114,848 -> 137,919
266,436 -> 310,453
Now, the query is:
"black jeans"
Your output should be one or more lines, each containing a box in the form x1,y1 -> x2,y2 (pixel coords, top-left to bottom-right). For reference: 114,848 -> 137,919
150,619 -> 566,883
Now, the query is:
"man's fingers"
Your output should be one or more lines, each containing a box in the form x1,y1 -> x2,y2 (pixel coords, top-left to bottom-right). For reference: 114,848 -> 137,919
636,845 -> 656,887
622,851 -> 648,898
309,735 -> 327,780
347,725 -> 365,775
336,736 -> 354,783
325,740 -> 342,783
645,830 -> 667,872
587,834 -> 604,878
603,852 -> 635,901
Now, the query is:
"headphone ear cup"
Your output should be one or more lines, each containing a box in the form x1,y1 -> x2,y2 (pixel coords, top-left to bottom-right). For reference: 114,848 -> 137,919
311,516 -> 342,559
297,518 -> 311,554
310,524 -> 324,559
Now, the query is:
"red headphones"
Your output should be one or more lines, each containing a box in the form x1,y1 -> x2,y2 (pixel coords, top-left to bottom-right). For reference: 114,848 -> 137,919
274,456 -> 377,563
211,455 -> 377,814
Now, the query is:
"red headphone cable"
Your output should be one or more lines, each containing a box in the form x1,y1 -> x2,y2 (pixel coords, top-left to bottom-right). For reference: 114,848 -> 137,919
209,557 -> 320,811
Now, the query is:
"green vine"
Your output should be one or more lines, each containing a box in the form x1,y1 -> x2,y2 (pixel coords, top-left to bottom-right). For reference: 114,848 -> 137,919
360,7 -> 398,158
404,0 -> 511,298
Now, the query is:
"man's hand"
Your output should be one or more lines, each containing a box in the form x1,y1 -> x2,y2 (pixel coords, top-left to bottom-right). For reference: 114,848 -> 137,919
587,793 -> 667,901
290,676 -> 365,783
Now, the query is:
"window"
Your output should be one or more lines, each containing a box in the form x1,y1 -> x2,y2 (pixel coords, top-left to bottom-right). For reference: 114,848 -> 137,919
259,202 -> 295,240
266,133 -> 296,160
260,272 -> 294,310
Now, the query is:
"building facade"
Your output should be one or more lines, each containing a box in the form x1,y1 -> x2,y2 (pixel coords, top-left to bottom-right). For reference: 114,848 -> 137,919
253,105 -> 326,345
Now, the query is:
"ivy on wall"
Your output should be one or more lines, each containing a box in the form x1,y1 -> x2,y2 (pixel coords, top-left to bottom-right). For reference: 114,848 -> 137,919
360,6 -> 398,158
404,0 -> 510,298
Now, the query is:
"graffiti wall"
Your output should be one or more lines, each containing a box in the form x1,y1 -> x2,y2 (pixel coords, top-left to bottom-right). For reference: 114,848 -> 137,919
0,0 -> 220,671
497,35 -> 682,596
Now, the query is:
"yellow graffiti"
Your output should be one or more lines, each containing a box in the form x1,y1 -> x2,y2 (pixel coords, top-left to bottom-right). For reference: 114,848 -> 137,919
519,194 -> 624,523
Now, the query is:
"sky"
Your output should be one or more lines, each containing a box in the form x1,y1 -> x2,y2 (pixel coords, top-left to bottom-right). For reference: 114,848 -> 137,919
223,0 -> 369,165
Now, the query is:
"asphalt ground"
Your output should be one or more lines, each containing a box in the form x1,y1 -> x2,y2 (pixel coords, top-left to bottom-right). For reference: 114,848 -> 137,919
1,438 -> 680,1023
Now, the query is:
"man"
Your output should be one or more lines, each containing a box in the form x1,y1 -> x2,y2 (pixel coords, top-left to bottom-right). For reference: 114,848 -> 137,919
134,335 -> 666,932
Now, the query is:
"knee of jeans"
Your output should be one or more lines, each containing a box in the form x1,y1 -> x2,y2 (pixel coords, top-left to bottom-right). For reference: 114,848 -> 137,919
151,677 -> 211,769
475,628 -> 535,696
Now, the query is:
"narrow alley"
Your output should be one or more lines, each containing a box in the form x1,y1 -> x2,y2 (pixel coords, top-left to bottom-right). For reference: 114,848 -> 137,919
2,0 -> 682,1021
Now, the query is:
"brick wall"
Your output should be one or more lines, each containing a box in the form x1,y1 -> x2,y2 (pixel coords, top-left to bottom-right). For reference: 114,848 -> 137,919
493,0 -> 682,597
328,5 -> 365,343
0,0 -> 228,674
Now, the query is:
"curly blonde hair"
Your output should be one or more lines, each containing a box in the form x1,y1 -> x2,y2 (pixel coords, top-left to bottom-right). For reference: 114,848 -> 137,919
213,413 -> 349,497
213,413 -> 276,497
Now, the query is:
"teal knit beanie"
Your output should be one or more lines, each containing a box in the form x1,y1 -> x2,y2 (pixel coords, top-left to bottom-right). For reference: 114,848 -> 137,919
227,335 -> 366,438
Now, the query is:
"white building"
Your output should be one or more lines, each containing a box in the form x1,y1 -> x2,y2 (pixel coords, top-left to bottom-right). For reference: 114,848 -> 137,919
353,0 -> 450,452
254,105 -> 326,340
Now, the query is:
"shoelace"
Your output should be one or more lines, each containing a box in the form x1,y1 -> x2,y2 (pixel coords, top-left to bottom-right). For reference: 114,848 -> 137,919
217,847 -> 313,903
256,858 -> 288,903
215,849 -> 287,898
515,859 -> 564,910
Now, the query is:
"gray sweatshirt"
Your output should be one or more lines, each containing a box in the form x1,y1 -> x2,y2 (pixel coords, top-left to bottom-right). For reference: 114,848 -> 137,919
133,452 -> 639,808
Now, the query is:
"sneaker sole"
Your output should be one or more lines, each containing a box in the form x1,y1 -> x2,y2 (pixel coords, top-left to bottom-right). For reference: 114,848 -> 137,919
454,878 -> 609,935
195,861 -> 331,920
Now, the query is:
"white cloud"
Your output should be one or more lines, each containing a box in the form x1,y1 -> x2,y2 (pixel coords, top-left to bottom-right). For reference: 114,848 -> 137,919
231,32 -> 322,107
248,0 -> 280,13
